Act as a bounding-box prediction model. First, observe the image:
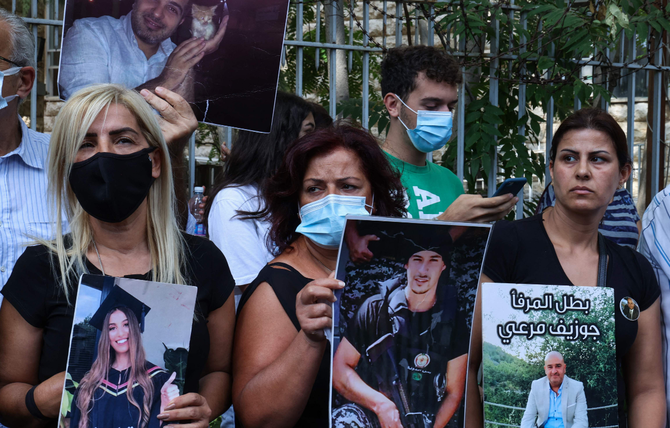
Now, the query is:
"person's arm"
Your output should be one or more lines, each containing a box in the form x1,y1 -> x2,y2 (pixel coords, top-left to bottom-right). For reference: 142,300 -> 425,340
343,223 -> 379,264
437,194 -> 517,223
156,295 -> 235,426
201,15 -> 230,56
59,21 -> 112,99
624,297 -> 666,428
332,338 -> 401,428
434,353 -> 467,428
140,87 -> 198,229
572,382 -> 588,428
518,381 -> 537,428
232,276 -> 343,427
0,300 -> 64,427
136,38 -> 206,102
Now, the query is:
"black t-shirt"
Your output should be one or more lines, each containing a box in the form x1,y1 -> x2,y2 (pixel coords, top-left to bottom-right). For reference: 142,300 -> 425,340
347,279 -> 468,417
238,262 -> 331,428
2,233 -> 234,398
483,214 -> 660,423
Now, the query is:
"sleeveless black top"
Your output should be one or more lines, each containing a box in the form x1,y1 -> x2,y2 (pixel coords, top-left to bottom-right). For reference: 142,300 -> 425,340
238,262 -> 330,428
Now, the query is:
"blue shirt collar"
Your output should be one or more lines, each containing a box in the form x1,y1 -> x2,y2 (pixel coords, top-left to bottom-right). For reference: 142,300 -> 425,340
549,378 -> 565,396
5,115 -> 46,170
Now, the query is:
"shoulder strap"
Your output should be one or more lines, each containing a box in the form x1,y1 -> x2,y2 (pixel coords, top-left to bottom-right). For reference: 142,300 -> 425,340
597,233 -> 608,287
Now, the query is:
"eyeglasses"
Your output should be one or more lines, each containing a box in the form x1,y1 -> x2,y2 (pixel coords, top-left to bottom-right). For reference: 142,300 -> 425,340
0,55 -> 21,68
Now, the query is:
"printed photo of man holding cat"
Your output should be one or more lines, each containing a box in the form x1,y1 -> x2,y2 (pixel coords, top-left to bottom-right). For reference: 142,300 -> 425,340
58,0 -> 228,102
59,0 -> 291,132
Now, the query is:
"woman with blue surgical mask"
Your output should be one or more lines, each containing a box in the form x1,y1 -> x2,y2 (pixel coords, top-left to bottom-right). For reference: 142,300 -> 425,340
232,124 -> 406,427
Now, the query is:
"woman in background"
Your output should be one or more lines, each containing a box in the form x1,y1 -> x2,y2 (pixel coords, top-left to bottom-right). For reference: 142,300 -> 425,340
204,91 -> 319,294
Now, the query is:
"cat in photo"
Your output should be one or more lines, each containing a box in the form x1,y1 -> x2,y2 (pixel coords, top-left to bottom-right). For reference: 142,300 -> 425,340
191,4 -> 218,41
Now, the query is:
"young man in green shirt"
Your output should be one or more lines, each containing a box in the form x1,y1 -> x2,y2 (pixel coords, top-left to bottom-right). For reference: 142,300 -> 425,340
380,45 -> 516,221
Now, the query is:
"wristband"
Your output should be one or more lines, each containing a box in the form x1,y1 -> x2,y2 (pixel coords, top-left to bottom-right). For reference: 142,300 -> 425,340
25,385 -> 50,420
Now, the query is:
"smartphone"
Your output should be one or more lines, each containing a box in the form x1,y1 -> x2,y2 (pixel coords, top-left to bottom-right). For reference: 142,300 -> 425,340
492,177 -> 527,197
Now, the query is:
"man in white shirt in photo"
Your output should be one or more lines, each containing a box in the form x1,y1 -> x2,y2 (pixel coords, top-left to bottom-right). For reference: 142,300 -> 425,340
59,0 -> 228,101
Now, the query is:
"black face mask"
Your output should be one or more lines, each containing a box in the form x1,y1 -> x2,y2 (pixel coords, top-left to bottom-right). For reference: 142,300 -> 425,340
69,147 -> 157,223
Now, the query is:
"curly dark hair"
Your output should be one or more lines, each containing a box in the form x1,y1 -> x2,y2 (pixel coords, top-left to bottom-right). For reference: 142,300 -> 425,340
381,45 -> 462,100
263,124 -> 407,254
550,108 -> 630,167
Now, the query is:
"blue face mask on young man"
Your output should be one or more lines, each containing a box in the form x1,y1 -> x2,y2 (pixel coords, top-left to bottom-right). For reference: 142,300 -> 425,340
0,67 -> 22,110
395,95 -> 453,153
296,194 -> 373,249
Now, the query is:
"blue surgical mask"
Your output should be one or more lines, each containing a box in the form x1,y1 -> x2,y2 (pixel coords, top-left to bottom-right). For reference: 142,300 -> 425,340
395,95 -> 453,153
296,194 -> 373,249
0,67 -> 21,110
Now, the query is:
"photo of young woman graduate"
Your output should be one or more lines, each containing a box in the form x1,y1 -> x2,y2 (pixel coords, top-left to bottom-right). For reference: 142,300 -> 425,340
69,286 -> 179,428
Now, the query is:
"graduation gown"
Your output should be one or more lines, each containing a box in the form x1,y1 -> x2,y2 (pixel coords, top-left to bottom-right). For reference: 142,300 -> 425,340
70,362 -> 171,428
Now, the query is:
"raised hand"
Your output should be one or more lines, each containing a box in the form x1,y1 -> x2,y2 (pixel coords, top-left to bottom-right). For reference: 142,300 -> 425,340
160,38 -> 206,90
344,223 -> 379,264
202,15 -> 230,56
140,86 -> 197,153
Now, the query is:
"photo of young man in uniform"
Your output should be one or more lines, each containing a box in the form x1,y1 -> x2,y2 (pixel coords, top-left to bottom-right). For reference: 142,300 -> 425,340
332,227 -> 469,428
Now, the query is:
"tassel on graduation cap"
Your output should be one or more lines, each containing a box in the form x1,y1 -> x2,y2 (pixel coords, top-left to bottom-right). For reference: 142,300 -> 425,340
89,285 -> 152,333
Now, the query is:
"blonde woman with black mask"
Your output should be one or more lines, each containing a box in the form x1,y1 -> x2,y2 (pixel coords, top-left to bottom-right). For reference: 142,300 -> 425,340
0,85 -> 235,428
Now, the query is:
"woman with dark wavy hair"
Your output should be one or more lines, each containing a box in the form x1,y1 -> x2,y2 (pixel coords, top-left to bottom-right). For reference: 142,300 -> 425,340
232,124 -> 406,427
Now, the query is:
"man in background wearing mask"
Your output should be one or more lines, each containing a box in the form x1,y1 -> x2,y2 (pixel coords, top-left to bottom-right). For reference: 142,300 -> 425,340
0,9 -> 57,300
380,45 -> 516,222
0,8 -> 197,298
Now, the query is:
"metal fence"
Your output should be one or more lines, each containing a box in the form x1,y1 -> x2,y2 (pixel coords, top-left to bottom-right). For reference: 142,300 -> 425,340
6,0 -> 670,212
483,400 -> 618,428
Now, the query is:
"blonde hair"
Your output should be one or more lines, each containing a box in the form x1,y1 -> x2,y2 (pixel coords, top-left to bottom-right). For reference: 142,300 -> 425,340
46,84 -> 186,299
76,307 -> 153,428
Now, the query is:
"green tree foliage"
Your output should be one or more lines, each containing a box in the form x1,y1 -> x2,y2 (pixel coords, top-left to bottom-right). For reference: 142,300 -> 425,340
280,0 -> 670,210
279,1 -> 386,128
433,0 -> 670,195
482,342 -> 539,427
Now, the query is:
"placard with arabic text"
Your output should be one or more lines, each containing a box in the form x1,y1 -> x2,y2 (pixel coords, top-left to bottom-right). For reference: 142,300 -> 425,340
481,283 -> 616,428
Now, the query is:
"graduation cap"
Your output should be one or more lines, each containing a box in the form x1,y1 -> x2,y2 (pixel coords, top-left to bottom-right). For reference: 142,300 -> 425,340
89,286 -> 151,333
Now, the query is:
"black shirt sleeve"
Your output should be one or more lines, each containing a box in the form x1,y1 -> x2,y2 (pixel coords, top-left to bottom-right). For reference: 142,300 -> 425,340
1,244 -> 55,328
183,234 -> 234,313
483,220 -> 519,283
